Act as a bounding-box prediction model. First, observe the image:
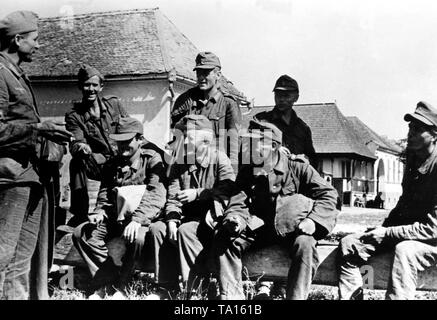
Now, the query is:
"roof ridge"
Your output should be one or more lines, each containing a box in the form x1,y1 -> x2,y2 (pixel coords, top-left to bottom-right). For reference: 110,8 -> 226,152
39,7 -> 159,21
154,9 -> 173,73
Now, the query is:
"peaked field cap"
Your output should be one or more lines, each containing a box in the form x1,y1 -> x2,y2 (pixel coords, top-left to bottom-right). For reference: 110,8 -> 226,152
77,64 -> 104,83
175,114 -> 213,132
273,74 -> 299,92
193,51 -> 221,70
0,11 -> 38,38
247,120 -> 283,143
404,101 -> 437,128
109,117 -> 143,141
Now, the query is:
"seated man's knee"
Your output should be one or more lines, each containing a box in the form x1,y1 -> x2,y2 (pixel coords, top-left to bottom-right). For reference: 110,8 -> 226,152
394,241 -> 418,261
293,234 -> 316,257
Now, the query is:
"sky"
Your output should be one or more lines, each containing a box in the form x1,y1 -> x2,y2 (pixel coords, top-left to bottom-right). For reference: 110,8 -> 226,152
3,0 -> 437,140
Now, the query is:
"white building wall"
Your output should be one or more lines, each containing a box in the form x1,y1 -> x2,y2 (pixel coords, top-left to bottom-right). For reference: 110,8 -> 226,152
374,150 -> 403,209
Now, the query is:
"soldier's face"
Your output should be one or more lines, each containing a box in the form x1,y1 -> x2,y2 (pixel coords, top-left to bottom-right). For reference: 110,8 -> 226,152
274,90 -> 298,109
16,31 -> 40,62
196,68 -> 220,92
185,130 -> 212,158
81,76 -> 103,102
117,136 -> 141,159
251,137 -> 275,164
407,120 -> 437,151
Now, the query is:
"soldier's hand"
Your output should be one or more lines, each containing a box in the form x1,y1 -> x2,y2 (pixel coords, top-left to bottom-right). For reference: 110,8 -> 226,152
88,212 -> 105,225
222,216 -> 243,236
297,218 -> 316,235
167,221 -> 178,244
361,226 -> 387,245
36,121 -> 73,144
123,221 -> 141,243
76,142 -> 92,155
176,189 -> 197,204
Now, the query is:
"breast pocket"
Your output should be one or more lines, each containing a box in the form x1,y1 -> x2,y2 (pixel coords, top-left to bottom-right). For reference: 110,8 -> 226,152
208,113 -> 226,136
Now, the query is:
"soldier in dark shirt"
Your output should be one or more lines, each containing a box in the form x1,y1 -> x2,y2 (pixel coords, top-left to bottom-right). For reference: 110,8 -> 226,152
65,65 -> 128,225
170,52 -> 241,173
254,75 -> 318,169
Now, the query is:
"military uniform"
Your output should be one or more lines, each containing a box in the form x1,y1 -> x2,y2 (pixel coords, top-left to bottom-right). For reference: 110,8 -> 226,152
73,138 -> 166,292
65,94 -> 128,221
338,102 -> 437,300
214,148 -> 338,299
0,11 -> 51,300
170,52 -> 242,173
150,115 -> 239,291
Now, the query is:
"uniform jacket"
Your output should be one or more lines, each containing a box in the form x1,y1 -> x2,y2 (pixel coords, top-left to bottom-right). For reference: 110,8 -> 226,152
170,86 -> 242,172
165,147 -> 237,223
93,141 -> 167,226
384,147 -> 437,242
254,107 -> 318,169
0,52 -> 40,173
65,96 -> 128,159
225,150 -> 338,239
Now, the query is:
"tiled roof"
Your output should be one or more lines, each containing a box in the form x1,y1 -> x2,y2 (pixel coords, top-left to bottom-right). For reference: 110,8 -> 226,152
346,116 -> 402,154
242,103 -> 377,159
24,8 -> 246,100
24,8 -> 195,79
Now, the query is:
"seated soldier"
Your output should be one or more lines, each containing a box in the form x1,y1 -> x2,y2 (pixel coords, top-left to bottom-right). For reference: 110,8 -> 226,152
149,114 -> 238,297
65,64 -> 128,226
73,117 -> 166,298
338,102 -> 437,300
213,120 -> 339,300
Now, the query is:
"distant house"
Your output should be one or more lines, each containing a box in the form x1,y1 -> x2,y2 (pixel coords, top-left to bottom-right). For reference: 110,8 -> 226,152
242,103 -> 403,208
347,117 -> 404,209
24,8 -> 247,149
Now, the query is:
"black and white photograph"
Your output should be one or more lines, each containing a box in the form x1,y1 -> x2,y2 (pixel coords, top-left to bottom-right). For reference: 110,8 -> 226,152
1,0 -> 437,306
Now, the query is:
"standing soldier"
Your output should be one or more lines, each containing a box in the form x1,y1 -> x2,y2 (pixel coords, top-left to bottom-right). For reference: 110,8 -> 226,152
170,51 -> 241,173
254,75 -> 318,169
65,64 -> 128,226
213,120 -> 338,299
0,11 -> 72,299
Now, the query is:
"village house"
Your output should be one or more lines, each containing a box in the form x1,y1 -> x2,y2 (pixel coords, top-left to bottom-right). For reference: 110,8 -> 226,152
24,8 -> 248,149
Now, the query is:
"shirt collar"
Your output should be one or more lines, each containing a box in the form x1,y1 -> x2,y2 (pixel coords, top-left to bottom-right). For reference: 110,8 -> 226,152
196,87 -> 222,105
271,107 -> 297,123
82,97 -> 105,122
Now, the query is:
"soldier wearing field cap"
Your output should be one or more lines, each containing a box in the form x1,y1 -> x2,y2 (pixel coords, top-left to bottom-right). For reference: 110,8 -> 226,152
338,101 -> 437,300
0,10 -> 73,299
254,75 -> 318,169
170,51 -> 242,173
73,116 -> 166,298
65,64 -> 129,226
149,114 -> 238,296
213,120 -> 338,299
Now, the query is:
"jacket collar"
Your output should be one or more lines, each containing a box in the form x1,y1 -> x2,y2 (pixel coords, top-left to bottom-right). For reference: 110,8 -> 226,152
271,107 -> 297,123
0,52 -> 25,79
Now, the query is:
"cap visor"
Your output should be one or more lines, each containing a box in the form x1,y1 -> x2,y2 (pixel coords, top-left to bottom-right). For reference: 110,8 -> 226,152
193,65 -> 217,71
273,87 -> 298,91
109,132 -> 137,141
404,113 -> 434,126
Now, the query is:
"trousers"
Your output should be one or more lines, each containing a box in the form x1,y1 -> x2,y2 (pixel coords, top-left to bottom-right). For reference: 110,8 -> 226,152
338,233 -> 437,299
